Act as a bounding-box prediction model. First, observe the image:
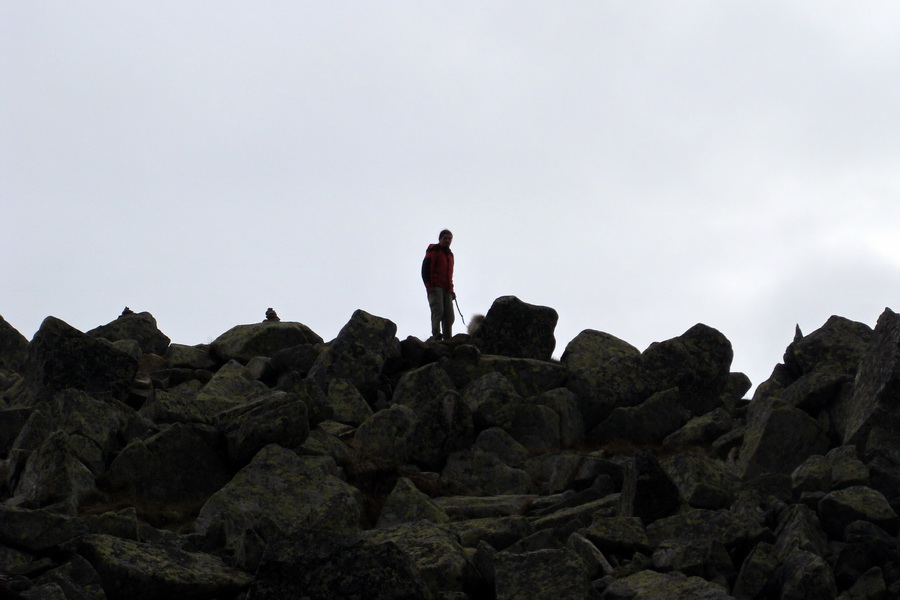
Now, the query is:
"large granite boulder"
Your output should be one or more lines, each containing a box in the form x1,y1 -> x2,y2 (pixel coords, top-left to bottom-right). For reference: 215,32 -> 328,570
30,554 -> 105,600
10,388 -> 148,477
307,310 -> 399,402
210,321 -> 323,364
494,548 -> 593,600
585,515 -> 651,556
818,485 -> 900,537
193,444 -> 361,551
189,360 -> 270,422
566,323 -> 732,431
0,314 -> 28,373
408,390 -> 475,471
645,508 -> 769,552
590,388 -> 687,446
363,520 -> 477,596
639,323 -> 733,417
779,548 -> 838,600
617,448 -> 681,524
784,315 -> 874,377
248,529 -> 433,600
601,569 -> 733,600
164,343 -> 215,370
20,316 -> 138,404
215,390 -> 310,468
735,396 -> 831,479
326,378 -> 373,426
86,311 -> 171,356
560,329 -> 640,372
354,404 -> 417,464
78,533 -> 253,600
840,308 -> 900,449
470,296 -> 558,361
392,363 -> 456,414
661,451 -> 738,510
442,448 -> 533,496
662,407 -> 734,451
0,406 -> 31,459
565,353 -> 646,430
12,430 -> 96,512
535,387 -> 585,449
105,422 -> 228,505
0,505 -> 88,553
375,477 -> 450,529
773,504 -> 829,560
732,541 -> 779,600
470,378 -> 563,454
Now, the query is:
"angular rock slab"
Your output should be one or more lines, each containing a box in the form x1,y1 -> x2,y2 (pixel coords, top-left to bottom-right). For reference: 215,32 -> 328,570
646,508 -> 769,551
307,309 -> 399,402
735,396 -> 830,479
442,448 -> 533,496
590,388 -> 686,446
779,549 -> 838,600
248,529 -> 433,600
376,477 -> 450,529
193,444 -> 361,550
560,329 -> 640,373
189,360 -> 271,422
364,520 -> 475,596
86,311 -> 171,356
11,388 -> 145,475
661,451 -> 738,510
21,316 -> 138,404
78,533 -> 253,600
601,569 -> 733,600
494,548 -> 592,600
13,430 -> 95,511
639,323 -> 733,417
818,485 -> 900,537
618,448 -> 681,524
0,505 -> 87,553
354,403 -> 416,464
105,422 -> 229,504
216,390 -> 310,467
164,343 -> 215,370
0,314 -> 28,373
842,308 -> 900,449
210,320 -> 323,364
784,314 -> 874,377
470,296 -> 558,361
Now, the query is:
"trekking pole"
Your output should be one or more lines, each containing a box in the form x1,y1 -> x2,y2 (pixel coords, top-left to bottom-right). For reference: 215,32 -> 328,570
453,296 -> 468,329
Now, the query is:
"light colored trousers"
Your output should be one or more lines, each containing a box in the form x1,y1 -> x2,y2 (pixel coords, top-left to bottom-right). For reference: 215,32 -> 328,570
427,287 -> 454,339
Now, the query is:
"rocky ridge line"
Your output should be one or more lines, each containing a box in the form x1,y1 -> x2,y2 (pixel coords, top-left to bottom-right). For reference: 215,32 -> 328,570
0,295 -> 898,599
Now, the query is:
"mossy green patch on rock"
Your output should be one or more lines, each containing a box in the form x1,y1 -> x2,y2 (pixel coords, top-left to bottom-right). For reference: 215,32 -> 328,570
78,533 -> 253,600
210,321 -> 323,364
193,444 -> 361,550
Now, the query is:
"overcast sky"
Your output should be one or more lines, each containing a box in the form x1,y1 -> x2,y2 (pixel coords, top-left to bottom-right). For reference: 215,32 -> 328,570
3,2 -> 900,393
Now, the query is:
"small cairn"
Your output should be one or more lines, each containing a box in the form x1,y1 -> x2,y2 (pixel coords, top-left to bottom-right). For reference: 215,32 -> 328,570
264,307 -> 281,322
120,307 -> 135,317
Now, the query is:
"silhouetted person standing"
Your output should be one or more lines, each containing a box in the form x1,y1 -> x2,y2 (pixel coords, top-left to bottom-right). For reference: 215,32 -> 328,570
422,229 -> 455,340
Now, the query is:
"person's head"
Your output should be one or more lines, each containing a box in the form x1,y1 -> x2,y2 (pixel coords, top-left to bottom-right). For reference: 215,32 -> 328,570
439,229 -> 453,248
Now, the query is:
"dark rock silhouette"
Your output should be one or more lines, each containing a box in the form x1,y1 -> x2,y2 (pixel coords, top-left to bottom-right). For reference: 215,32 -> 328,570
1,301 -> 900,599
87,310 -> 170,356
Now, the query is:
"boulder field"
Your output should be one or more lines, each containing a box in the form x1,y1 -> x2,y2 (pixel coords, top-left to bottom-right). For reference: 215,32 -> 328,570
1,296 -> 899,599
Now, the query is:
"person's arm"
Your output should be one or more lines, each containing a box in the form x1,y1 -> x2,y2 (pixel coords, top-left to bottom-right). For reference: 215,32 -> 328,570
422,250 -> 433,287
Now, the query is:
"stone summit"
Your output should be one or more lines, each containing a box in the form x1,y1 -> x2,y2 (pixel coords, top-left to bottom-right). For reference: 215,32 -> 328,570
1,296 -> 899,599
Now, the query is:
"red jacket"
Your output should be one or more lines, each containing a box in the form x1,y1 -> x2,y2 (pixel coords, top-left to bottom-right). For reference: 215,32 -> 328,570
422,244 -> 454,294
